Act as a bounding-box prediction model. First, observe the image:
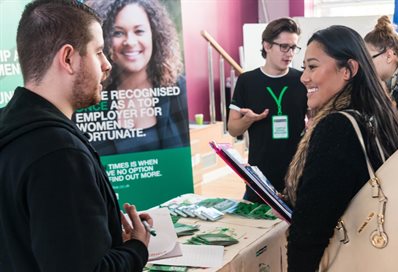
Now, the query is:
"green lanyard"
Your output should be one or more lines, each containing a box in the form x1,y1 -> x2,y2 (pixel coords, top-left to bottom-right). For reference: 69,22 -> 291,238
266,86 -> 288,115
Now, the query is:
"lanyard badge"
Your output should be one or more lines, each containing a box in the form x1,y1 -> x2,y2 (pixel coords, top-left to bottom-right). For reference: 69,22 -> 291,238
266,86 -> 289,139
272,115 -> 289,139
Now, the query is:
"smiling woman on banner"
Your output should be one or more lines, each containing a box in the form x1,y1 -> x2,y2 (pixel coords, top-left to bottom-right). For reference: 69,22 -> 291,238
84,0 -> 189,155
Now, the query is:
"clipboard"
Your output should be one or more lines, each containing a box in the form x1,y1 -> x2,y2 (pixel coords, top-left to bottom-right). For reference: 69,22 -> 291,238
209,141 -> 292,223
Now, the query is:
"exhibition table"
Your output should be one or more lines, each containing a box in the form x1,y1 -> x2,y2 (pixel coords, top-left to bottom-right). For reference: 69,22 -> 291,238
179,215 -> 288,272
148,194 -> 289,271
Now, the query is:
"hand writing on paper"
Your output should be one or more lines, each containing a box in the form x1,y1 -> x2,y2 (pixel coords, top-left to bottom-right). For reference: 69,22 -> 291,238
121,203 -> 153,247
240,108 -> 269,123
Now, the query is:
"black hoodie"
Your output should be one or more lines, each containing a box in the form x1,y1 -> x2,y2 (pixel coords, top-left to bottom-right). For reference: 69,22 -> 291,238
0,87 -> 148,272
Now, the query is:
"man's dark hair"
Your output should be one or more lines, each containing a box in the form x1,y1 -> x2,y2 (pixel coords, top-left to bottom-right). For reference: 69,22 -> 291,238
261,17 -> 301,59
17,0 -> 101,84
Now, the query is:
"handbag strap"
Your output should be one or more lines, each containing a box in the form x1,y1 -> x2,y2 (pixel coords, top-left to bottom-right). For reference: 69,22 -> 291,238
376,136 -> 386,162
338,111 -> 389,249
338,111 -> 376,179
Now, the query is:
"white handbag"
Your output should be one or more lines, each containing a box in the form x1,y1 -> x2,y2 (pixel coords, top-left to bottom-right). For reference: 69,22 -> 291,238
319,111 -> 398,272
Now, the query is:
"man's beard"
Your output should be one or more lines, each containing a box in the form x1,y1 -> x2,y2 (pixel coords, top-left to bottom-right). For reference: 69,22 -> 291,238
71,59 -> 101,110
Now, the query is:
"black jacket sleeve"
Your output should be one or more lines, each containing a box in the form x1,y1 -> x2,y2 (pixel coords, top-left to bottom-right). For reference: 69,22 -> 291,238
287,114 -> 371,272
25,148 -> 148,272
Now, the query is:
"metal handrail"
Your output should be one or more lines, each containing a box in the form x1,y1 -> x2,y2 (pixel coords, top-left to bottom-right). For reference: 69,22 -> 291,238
219,57 -> 227,132
207,42 -> 216,124
201,30 -> 242,127
201,30 -> 244,75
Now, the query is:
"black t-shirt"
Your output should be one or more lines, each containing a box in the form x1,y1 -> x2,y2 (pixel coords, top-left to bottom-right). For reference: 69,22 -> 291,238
230,68 -> 307,200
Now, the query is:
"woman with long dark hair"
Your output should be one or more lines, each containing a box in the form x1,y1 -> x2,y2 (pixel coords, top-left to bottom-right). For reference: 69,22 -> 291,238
285,25 -> 398,271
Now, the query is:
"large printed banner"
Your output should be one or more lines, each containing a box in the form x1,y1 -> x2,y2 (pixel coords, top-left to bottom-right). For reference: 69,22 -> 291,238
0,0 -> 194,210
0,1 -> 27,108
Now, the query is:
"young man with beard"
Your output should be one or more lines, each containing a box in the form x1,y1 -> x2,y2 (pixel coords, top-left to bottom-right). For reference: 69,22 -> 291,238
0,1 -> 152,271
228,18 -> 307,203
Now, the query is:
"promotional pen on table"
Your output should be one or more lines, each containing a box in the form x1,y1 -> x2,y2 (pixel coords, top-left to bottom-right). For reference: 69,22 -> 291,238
142,220 -> 157,237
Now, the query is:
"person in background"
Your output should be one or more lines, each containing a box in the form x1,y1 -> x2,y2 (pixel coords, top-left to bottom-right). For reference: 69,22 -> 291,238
364,15 -> 398,108
285,25 -> 398,271
228,17 -> 307,203
0,1 -> 152,271
84,0 -> 189,155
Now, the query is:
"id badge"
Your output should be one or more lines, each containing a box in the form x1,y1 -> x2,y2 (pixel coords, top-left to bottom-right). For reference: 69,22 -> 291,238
272,115 -> 289,139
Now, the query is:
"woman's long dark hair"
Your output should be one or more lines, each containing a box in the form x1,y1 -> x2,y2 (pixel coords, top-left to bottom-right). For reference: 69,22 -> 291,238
285,25 -> 398,205
309,25 -> 398,156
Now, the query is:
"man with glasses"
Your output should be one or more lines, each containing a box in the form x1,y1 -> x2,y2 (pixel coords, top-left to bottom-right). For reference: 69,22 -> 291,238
228,17 -> 307,203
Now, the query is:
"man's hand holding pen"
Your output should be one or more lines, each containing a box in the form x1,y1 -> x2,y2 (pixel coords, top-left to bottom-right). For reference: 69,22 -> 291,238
142,219 -> 157,236
121,203 -> 153,247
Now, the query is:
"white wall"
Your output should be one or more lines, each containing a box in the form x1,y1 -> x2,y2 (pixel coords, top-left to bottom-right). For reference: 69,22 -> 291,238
242,23 -> 267,71
258,0 -> 289,23
243,15 -> 382,72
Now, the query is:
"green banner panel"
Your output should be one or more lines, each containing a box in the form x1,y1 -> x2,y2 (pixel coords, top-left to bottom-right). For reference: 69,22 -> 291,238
101,147 -> 193,210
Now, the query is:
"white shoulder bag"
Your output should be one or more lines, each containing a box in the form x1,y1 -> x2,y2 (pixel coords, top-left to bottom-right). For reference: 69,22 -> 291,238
319,111 -> 398,272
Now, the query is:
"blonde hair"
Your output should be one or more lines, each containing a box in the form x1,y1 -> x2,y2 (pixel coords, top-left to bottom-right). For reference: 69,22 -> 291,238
364,15 -> 398,55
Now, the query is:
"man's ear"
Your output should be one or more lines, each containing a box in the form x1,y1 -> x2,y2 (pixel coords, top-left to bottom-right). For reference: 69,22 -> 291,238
344,59 -> 359,80
263,41 -> 272,53
58,44 -> 76,74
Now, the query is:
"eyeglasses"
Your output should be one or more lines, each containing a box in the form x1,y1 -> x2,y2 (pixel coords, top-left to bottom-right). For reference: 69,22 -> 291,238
372,48 -> 386,59
271,42 -> 301,54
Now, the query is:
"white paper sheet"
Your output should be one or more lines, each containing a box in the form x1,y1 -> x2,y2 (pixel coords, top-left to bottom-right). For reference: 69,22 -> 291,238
145,208 -> 182,261
124,208 -> 182,261
149,244 -> 224,268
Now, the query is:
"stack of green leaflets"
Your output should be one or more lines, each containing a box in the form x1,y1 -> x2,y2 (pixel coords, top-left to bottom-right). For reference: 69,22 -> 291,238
162,203 -> 225,221
146,264 -> 188,272
196,198 -> 238,213
232,202 -> 277,220
212,199 -> 239,213
186,233 -> 239,246
196,198 -> 226,208
161,198 -> 241,222
173,222 -> 200,237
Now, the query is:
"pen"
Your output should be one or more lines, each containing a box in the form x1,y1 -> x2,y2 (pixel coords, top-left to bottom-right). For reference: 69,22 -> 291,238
142,220 -> 157,237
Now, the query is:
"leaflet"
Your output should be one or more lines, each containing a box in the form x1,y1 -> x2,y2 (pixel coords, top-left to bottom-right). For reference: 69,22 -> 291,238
124,208 -> 182,261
